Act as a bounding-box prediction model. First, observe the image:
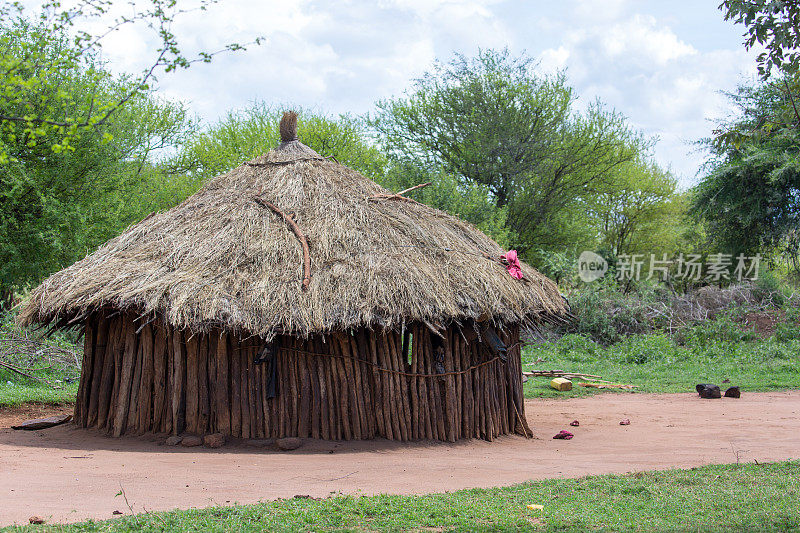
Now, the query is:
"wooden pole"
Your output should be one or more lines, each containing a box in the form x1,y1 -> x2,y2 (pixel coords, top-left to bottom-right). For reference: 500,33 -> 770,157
185,334 -> 200,434
137,323 -> 154,434
76,315 -> 96,427
171,328 -> 186,436
99,315 -> 118,432
127,322 -> 144,434
198,334 -> 211,435
215,331 -> 230,435
368,332 -> 389,439
87,312 -> 110,427
112,317 -> 138,437
230,335 -> 242,437
152,324 -> 167,433
240,341 -> 251,439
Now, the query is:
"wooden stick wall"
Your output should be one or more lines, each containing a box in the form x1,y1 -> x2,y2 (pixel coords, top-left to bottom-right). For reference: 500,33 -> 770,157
74,311 -> 530,441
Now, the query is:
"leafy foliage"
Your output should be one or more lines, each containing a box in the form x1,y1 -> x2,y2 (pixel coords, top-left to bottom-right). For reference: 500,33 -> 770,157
693,78 -> 800,264
721,0 -> 800,78
371,49 -> 645,257
0,20 -> 198,303
0,0 -> 260,162
171,103 -> 388,181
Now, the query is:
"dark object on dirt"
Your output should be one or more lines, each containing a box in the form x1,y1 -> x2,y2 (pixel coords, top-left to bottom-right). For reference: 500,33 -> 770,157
203,433 -> 225,448
112,510 -> 123,515
12,414 -> 72,430
619,419 -> 631,425
165,435 -> 182,446
553,430 -> 573,440
181,435 -> 202,447
277,437 -> 303,450
569,420 -> 580,427
29,516 -> 44,524
696,384 -> 721,399
724,386 -> 741,398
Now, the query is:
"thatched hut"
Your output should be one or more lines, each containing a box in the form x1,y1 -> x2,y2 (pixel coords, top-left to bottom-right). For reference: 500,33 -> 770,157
19,112 -> 567,442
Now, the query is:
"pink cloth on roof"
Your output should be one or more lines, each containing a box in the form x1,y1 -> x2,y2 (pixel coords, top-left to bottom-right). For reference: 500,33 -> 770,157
501,250 -> 524,279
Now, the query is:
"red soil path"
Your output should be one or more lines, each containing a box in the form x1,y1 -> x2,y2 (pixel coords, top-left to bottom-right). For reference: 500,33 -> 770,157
1,391 -> 798,526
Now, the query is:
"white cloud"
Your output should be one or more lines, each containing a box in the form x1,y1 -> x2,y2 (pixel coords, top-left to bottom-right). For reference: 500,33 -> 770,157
600,15 -> 697,65
534,9 -> 755,186
18,0 -> 761,185
539,46 -> 570,73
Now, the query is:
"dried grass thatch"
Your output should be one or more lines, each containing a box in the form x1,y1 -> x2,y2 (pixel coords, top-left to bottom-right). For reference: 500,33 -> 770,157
19,115 -> 567,338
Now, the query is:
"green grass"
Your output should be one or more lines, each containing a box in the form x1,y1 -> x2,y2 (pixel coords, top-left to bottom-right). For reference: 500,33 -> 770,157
0,379 -> 78,406
523,316 -> 800,399
0,310 -> 81,406
5,461 -> 799,532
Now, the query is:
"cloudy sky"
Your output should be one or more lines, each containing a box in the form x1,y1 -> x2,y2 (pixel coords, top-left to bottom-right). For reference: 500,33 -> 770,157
83,0 -> 759,187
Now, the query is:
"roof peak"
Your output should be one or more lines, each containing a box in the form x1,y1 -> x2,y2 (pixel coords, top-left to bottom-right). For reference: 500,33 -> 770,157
279,111 -> 298,142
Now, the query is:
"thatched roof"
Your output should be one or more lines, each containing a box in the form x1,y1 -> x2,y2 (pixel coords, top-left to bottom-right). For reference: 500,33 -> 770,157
19,113 -> 567,338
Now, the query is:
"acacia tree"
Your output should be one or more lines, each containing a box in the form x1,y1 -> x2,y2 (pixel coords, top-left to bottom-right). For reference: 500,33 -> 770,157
370,49 -> 644,255
694,84 -> 800,255
691,3 -> 800,271
589,158 -> 682,257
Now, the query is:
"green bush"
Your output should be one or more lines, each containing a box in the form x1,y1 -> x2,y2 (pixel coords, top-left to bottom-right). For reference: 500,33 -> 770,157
753,270 -> 784,305
565,282 -> 656,344
681,309 -> 758,347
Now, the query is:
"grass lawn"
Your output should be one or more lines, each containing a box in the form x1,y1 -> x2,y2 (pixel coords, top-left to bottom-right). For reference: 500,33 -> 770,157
4,461 -> 798,532
0,380 -> 78,406
522,317 -> 800,399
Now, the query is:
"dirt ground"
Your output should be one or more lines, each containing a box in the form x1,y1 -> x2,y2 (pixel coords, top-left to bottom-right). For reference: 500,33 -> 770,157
1,391 -> 799,526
